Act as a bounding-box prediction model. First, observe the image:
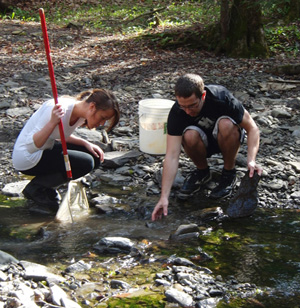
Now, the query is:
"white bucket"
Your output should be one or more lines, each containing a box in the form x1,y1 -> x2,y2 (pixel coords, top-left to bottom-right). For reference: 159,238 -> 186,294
139,98 -> 175,155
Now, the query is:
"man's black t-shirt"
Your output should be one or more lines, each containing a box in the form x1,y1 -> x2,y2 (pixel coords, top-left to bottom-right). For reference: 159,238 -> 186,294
167,85 -> 245,137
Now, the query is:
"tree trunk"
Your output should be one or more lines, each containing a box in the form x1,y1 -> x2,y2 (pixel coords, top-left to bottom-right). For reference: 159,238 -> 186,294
225,0 -> 269,58
220,0 -> 230,42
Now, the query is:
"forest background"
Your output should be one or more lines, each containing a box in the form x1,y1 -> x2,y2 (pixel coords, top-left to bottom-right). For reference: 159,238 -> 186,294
0,0 -> 299,61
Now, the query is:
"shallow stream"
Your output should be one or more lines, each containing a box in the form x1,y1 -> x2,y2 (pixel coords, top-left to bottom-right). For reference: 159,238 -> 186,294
1,184 -> 300,307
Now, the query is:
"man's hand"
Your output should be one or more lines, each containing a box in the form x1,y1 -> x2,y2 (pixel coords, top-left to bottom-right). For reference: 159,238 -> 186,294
151,198 -> 169,221
248,160 -> 263,177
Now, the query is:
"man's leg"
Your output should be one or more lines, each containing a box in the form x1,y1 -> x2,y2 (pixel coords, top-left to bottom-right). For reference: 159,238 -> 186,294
210,118 -> 241,199
217,118 -> 241,169
182,129 -> 208,169
178,127 -> 211,198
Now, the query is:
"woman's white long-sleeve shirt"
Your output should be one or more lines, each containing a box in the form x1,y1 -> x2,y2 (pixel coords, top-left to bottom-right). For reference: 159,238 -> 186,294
12,97 -> 85,171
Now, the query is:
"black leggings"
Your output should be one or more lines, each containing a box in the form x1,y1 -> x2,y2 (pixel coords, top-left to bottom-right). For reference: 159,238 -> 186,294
22,142 -> 100,180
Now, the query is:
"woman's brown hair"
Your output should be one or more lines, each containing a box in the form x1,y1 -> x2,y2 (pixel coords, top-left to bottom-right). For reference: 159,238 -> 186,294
77,89 -> 120,131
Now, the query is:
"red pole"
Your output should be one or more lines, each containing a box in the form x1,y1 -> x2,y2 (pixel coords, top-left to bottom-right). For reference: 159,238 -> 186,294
39,8 -> 72,179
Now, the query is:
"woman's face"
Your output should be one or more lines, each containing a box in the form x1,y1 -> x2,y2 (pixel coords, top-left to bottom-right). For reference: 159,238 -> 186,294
87,107 -> 115,129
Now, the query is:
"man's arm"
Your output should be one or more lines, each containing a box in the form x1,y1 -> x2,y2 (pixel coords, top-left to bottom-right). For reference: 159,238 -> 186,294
240,110 -> 262,177
151,134 -> 182,220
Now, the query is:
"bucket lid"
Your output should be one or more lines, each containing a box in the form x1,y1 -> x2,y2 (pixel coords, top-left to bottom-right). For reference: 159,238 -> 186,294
139,98 -> 175,112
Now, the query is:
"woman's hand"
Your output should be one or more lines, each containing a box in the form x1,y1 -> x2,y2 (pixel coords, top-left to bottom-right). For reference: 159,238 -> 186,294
33,105 -> 64,149
85,142 -> 104,162
50,105 -> 65,125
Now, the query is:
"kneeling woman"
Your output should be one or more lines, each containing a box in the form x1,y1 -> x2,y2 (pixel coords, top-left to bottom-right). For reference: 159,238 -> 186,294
12,89 -> 120,211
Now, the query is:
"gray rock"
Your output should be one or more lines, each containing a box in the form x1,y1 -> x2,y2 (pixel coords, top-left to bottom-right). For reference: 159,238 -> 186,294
165,287 -> 193,307
0,270 -> 7,281
110,279 -> 131,289
96,172 -> 132,185
1,180 -> 29,197
271,108 -> 292,118
65,260 -> 91,273
102,150 -> 142,168
196,297 -> 220,308
6,106 -> 31,117
93,237 -> 135,254
0,251 -> 19,265
50,283 -> 81,308
155,278 -> 172,287
20,261 -> 65,283
289,161 -> 300,172
172,224 -> 199,236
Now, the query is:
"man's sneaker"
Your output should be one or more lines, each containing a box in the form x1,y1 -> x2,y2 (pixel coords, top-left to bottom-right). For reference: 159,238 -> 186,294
178,168 -> 211,199
210,168 -> 237,199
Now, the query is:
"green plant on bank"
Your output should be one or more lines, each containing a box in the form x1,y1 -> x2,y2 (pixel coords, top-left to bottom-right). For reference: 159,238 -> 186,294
0,6 -> 38,21
107,294 -> 166,308
265,22 -> 300,56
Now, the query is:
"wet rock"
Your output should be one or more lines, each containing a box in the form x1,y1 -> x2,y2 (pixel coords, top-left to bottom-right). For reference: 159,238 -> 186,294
0,250 -> 19,265
168,256 -> 198,269
96,171 -> 132,185
93,237 -> 135,254
65,260 -> 92,273
169,223 -> 200,241
20,261 -> 65,283
192,207 -> 225,222
155,278 -> 172,287
110,279 -> 131,290
170,232 -> 200,241
165,287 -> 194,307
227,171 -> 261,218
195,297 -> 220,308
50,283 -> 81,307
172,224 -> 199,236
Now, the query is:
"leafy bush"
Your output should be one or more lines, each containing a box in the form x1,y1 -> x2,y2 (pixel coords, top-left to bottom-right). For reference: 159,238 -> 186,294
265,22 -> 300,56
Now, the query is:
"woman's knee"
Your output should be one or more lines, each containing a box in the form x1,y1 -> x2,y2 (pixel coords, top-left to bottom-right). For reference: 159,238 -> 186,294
69,151 -> 96,179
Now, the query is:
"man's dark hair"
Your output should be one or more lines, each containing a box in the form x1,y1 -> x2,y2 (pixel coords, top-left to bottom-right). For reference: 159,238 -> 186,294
175,74 -> 205,99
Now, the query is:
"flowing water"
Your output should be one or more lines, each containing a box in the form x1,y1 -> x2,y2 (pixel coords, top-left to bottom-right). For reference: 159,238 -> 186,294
0,185 -> 300,307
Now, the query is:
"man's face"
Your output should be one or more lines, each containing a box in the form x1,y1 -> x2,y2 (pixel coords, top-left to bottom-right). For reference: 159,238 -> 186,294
177,93 -> 204,117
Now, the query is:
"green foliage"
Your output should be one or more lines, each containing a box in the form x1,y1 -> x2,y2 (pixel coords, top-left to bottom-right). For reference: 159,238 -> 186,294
262,0 -> 291,19
0,6 -> 38,21
265,22 -> 300,56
